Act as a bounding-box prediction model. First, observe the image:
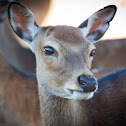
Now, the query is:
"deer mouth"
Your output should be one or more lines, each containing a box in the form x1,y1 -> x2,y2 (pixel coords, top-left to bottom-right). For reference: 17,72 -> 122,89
64,90 -> 95,100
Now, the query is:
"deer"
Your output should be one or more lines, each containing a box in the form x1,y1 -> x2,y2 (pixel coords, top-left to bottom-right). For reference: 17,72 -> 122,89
0,0 -> 115,126
8,2 -> 126,126
92,38 -> 126,70
0,52 -> 43,126
0,0 -> 51,78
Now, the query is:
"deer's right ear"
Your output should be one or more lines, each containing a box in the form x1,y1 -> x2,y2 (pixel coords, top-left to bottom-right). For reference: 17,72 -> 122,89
78,5 -> 117,43
8,2 -> 40,49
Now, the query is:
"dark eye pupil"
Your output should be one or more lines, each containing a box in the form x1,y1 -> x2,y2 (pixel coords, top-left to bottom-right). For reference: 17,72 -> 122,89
90,49 -> 96,56
44,47 -> 54,55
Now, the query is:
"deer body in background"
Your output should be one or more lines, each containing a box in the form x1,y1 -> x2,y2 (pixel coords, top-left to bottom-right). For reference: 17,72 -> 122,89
8,2 -> 126,126
0,53 -> 42,126
93,38 -> 126,70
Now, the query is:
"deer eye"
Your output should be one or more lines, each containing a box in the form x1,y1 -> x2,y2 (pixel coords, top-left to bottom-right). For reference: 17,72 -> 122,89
90,49 -> 96,57
44,46 -> 57,56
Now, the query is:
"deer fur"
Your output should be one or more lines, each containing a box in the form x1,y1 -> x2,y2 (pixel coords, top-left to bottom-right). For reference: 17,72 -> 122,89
8,2 -> 126,126
93,38 -> 126,70
0,52 -> 42,126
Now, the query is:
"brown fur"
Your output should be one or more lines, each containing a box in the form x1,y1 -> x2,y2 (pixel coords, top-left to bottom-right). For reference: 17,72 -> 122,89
1,46 -> 125,126
0,52 -> 42,126
8,3 -> 126,126
54,26 -> 84,45
33,26 -> 126,126
93,38 -> 126,70
0,49 -> 119,126
0,50 -> 111,126
89,69 -> 126,126
39,69 -> 126,126
32,21 -> 126,126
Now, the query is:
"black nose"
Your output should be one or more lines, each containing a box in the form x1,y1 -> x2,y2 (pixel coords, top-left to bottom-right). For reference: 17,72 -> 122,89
77,75 -> 97,92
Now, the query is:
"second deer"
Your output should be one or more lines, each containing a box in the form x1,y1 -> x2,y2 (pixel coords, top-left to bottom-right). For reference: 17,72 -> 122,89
8,2 -> 126,126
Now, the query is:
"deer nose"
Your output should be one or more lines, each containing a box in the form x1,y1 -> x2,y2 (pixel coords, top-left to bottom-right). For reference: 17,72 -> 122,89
77,75 -> 98,92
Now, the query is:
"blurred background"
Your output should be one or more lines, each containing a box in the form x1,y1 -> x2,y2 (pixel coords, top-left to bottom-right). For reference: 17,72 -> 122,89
0,0 -> 126,126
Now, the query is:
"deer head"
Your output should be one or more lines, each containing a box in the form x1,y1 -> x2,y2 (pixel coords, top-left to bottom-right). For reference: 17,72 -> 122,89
8,2 -> 116,100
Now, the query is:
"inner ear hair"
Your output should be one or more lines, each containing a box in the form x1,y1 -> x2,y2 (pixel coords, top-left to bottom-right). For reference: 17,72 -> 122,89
8,2 -> 39,43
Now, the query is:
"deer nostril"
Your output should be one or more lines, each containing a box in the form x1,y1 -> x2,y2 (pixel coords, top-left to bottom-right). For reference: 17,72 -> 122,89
78,75 -> 98,92
78,75 -> 87,85
79,80 -> 86,86
78,75 -> 96,84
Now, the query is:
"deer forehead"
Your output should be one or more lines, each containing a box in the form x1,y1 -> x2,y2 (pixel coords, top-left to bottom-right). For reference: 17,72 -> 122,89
53,25 -> 84,44
36,25 -> 95,54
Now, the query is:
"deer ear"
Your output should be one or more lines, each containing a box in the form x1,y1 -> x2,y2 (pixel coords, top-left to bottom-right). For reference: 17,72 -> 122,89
78,5 -> 117,43
8,2 -> 40,45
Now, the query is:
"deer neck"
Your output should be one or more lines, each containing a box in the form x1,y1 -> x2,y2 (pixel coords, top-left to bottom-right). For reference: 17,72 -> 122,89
0,19 -> 36,78
39,87 -> 89,126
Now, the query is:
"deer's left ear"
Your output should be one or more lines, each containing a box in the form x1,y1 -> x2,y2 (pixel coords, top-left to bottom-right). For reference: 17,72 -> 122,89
8,2 -> 40,44
78,5 -> 117,43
